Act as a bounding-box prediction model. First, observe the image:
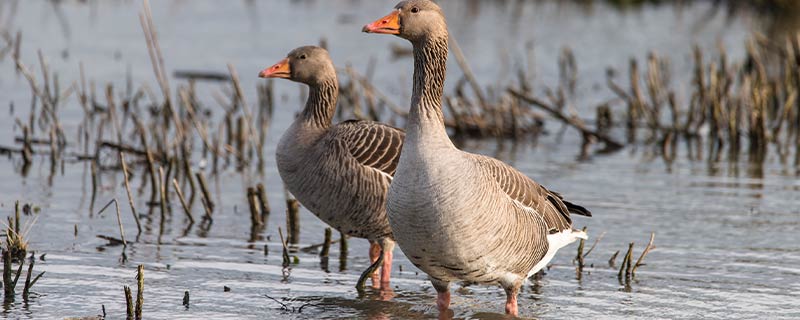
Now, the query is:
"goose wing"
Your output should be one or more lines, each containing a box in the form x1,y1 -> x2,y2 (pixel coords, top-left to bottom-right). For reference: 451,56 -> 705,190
331,120 -> 405,176
474,155 -> 591,233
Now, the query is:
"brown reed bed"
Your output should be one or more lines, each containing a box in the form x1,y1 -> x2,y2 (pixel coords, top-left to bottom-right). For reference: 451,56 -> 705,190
565,228 -> 655,288
1,201 -> 44,303
599,35 -> 800,165
3,251 -> 44,303
338,31 -> 800,164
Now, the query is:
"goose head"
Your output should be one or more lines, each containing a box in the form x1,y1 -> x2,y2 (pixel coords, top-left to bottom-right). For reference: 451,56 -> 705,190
259,46 -> 335,86
362,0 -> 447,42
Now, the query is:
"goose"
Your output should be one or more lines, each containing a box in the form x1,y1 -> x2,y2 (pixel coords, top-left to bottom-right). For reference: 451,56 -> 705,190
259,46 -> 404,290
363,1 -> 591,316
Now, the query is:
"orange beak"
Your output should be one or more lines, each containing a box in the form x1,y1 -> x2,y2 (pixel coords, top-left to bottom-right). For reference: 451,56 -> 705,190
258,58 -> 290,78
362,10 -> 400,34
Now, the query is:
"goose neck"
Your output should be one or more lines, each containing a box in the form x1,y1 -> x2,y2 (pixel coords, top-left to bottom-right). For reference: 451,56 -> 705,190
300,78 -> 338,128
406,35 -> 452,147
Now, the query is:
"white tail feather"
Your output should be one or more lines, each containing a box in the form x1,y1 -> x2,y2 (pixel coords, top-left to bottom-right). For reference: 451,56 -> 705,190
526,229 -> 587,278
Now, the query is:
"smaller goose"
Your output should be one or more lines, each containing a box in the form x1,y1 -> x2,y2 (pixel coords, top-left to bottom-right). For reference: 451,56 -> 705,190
259,46 -> 404,290
363,1 -> 591,316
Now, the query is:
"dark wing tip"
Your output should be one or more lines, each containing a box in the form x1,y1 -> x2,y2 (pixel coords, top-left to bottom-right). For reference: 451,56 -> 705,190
564,200 -> 592,217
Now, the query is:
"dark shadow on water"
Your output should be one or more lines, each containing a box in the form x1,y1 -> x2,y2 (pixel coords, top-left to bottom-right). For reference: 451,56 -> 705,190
286,289 -> 540,320
289,292 -> 430,319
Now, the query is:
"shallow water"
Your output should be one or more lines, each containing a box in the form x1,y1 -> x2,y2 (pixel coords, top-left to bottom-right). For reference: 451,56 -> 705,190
0,0 -> 798,319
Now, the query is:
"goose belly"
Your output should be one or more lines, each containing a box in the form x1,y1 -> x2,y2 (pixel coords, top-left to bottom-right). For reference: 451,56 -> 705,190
387,158 -> 544,284
276,147 -> 392,240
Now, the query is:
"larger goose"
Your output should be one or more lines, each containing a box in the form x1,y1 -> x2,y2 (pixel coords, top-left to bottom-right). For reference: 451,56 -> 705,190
259,46 -> 403,289
363,1 -> 591,316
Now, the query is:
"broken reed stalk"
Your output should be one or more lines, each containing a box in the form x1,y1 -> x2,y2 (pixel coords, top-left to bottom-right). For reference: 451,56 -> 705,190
247,187 -> 262,227
23,253 -> 43,301
632,232 -> 656,278
164,159 -> 175,203
320,227 -> 332,258
195,172 -> 214,212
107,84 -> 124,144
278,227 -> 290,268
575,226 -> 587,270
172,178 -> 194,223
339,232 -> 348,255
13,31 -> 21,70
21,126 -> 32,165
135,265 -> 144,320
617,246 -> 627,279
124,285 -> 134,320
181,149 -> 196,202
139,0 -> 171,107
10,254 -> 24,300
618,242 -> 635,280
256,183 -> 270,217
200,198 -> 213,221
2,250 -> 12,300
628,59 -> 646,142
228,63 -> 259,155
141,127 -> 159,205
90,158 -> 98,213
609,250 -> 620,268
14,201 -> 20,237
235,116 -> 246,165
22,253 -> 34,300
119,152 -> 142,234
98,199 -> 126,246
339,231 -> 348,271
29,268 -> 44,289
158,167 -> 168,224
286,198 -> 300,244
626,243 -> 635,278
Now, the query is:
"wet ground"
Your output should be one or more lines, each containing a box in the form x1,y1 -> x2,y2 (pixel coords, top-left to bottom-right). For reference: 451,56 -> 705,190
0,0 -> 798,319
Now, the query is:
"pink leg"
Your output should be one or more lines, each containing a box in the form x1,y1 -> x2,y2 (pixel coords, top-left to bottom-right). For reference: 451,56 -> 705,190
437,290 -> 451,313
380,249 -> 393,289
432,279 -> 451,315
369,242 -> 382,288
379,240 -> 395,289
504,286 -> 519,316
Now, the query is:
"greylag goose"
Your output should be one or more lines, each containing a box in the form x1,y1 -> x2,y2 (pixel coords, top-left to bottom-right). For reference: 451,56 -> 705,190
363,1 -> 591,316
259,46 -> 404,290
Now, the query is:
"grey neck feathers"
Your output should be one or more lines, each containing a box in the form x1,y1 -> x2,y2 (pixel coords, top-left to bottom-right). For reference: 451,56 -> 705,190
301,78 -> 338,128
410,35 -> 448,125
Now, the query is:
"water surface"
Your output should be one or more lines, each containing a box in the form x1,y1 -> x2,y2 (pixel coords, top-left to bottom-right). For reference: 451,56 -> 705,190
0,1 -> 798,319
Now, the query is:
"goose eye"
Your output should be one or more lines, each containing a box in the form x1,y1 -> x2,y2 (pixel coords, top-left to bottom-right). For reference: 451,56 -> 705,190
410,7 -> 419,13
299,54 -> 307,60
